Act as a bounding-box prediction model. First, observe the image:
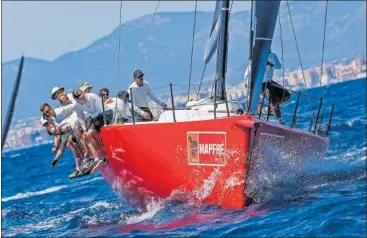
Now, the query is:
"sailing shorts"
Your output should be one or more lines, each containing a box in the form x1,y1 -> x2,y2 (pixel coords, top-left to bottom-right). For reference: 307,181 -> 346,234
133,107 -> 154,121
262,80 -> 291,105
87,110 -> 114,132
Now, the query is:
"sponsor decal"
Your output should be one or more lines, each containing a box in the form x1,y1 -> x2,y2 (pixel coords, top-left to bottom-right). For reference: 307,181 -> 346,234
187,131 -> 226,166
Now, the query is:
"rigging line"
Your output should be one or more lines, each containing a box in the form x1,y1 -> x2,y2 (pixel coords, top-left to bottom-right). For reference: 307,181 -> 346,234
196,64 -> 207,99
286,0 -> 307,88
196,0 -> 234,100
115,0 -> 124,123
246,0 -> 254,111
128,0 -> 161,86
278,8 -> 287,105
319,0 -> 329,88
187,0 -> 198,101
278,13 -> 285,88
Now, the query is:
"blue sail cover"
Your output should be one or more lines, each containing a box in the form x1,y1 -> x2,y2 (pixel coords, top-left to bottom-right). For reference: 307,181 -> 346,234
204,1 -> 225,64
248,0 -> 281,113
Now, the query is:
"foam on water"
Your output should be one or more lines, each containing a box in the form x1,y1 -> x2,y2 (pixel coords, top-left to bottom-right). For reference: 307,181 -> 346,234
2,185 -> 68,203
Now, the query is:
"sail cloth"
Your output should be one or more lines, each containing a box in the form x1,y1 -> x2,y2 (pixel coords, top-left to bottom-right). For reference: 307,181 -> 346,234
248,0 -> 281,113
204,1 -> 225,64
1,56 -> 24,150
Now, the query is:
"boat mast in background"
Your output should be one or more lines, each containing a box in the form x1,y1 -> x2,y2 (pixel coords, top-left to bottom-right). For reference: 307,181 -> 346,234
1,56 -> 25,151
203,0 -> 230,100
247,0 -> 281,114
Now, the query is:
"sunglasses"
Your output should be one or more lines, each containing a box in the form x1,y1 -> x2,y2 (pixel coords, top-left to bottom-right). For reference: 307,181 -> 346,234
54,90 -> 64,98
43,106 -> 53,115
100,93 -> 109,97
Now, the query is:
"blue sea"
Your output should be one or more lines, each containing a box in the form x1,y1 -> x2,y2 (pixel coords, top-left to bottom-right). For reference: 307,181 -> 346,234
2,79 -> 366,237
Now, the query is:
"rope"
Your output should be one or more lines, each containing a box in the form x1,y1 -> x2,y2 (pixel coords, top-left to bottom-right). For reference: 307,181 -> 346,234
187,0 -> 198,101
128,0 -> 161,86
196,64 -> 207,99
278,9 -> 287,105
278,13 -> 285,88
286,1 -> 307,87
114,0 -> 124,123
319,0 -> 329,87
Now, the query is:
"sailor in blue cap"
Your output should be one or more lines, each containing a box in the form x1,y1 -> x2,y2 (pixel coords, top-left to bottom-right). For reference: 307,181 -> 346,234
128,69 -> 167,121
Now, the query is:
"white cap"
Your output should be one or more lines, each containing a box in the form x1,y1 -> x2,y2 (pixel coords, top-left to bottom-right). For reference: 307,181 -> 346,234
79,82 -> 93,92
51,86 -> 65,100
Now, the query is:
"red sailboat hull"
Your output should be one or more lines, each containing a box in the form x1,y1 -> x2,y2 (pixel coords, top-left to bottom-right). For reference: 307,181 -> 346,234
99,114 -> 328,209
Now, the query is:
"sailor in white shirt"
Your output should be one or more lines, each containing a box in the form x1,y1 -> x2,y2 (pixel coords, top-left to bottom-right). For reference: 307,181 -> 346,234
244,51 -> 282,87
72,88 -> 109,173
244,51 -> 289,124
40,101 -> 90,159
103,90 -> 146,123
41,115 -> 85,179
79,82 -> 94,93
40,102 -> 75,124
128,69 -> 167,121
51,86 -> 77,106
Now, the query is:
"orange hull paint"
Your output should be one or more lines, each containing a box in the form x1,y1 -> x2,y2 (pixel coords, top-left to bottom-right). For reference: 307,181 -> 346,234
99,114 -> 328,210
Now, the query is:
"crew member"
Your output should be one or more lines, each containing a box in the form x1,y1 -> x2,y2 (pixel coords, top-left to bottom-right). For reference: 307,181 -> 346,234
244,51 -> 290,124
72,88 -> 111,173
99,88 -> 110,103
128,70 -> 167,121
51,86 -> 76,106
79,82 -> 93,93
43,116 -> 87,179
102,90 -> 145,123
40,102 -> 90,162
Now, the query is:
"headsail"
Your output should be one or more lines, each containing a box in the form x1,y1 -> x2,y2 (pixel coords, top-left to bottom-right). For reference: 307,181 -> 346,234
1,56 -> 25,151
247,0 -> 281,113
204,1 -> 225,64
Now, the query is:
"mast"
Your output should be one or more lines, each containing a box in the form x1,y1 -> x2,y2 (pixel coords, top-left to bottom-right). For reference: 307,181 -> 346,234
214,0 -> 230,99
1,56 -> 25,151
247,0 -> 281,114
203,0 -> 230,100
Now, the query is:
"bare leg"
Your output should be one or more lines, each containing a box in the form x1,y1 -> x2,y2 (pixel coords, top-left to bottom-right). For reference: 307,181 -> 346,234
67,139 -> 82,170
76,128 -> 90,158
271,103 -> 282,119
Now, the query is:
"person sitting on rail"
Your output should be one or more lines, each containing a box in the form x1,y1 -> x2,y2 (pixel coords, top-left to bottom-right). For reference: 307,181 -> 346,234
244,51 -> 290,124
79,82 -> 94,93
128,69 -> 167,121
72,88 -> 112,173
40,117 -> 61,154
40,101 -> 91,162
51,86 -> 77,106
104,90 -> 148,123
99,88 -> 110,103
42,115 -> 90,179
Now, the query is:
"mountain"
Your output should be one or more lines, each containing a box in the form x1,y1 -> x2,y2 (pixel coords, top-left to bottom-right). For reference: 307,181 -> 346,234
1,1 -> 366,120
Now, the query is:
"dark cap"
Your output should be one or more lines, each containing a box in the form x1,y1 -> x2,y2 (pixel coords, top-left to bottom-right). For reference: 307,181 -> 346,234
133,69 -> 144,78
117,90 -> 129,99
72,88 -> 83,99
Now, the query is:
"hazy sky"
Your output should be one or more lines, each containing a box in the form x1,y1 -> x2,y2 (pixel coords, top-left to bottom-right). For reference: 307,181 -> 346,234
2,1 -> 250,62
